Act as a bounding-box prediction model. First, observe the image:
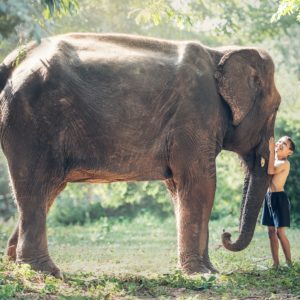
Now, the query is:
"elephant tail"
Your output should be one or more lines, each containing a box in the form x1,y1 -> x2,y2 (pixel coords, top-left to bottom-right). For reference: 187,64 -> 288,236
0,41 -> 36,91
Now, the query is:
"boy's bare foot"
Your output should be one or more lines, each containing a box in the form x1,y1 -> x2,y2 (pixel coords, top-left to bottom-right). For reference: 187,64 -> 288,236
272,263 -> 279,269
286,261 -> 293,268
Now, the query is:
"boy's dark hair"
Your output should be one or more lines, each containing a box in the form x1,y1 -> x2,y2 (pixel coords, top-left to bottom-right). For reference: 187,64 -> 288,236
285,136 -> 296,152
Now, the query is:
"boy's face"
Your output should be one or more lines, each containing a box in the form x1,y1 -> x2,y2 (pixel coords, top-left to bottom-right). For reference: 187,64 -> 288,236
275,136 -> 293,158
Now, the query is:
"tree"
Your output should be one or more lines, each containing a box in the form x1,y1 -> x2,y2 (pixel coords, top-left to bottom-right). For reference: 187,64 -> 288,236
0,0 -> 78,40
0,0 -> 79,61
128,0 -> 297,43
0,152 -> 14,220
272,0 -> 300,22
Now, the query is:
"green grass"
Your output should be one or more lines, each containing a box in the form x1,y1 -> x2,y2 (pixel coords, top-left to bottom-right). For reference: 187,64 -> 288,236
1,214 -> 300,299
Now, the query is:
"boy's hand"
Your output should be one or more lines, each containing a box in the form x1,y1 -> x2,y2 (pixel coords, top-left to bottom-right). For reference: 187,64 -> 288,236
269,137 -> 275,153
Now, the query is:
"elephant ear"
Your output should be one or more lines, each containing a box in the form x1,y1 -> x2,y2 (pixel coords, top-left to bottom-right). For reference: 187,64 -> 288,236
215,49 -> 262,126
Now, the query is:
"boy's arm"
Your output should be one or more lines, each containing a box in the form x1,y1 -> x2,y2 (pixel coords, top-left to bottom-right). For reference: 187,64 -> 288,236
268,137 -> 276,175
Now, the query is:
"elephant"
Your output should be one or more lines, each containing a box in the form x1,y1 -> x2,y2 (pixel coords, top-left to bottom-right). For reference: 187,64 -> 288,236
0,33 -> 280,277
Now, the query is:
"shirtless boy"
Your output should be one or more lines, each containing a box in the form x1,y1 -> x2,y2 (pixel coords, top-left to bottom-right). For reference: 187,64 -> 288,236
261,136 -> 295,267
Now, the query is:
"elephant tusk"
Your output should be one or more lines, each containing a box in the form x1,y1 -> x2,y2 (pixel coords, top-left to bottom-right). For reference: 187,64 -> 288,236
260,157 -> 265,168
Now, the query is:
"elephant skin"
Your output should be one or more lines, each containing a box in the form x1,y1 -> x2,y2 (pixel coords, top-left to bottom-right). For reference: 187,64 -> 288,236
0,33 -> 281,277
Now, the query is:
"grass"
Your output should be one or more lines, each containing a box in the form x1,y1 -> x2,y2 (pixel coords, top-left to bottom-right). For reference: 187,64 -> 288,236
1,214 -> 300,299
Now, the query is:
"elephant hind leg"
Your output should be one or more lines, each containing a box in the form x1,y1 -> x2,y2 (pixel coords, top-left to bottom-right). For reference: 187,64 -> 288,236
15,181 -> 64,277
6,182 -> 66,263
6,155 -> 66,278
6,222 -> 19,261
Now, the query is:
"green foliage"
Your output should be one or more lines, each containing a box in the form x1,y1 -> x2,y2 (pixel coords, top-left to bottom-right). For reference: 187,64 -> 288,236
48,181 -> 172,225
0,0 -> 78,43
276,116 -> 300,224
42,0 -> 79,19
128,0 -> 297,43
129,0 -> 193,29
272,0 -> 300,22
0,2 -> 20,39
0,260 -> 61,298
0,153 -> 14,221
48,183 -> 104,225
213,152 -> 244,220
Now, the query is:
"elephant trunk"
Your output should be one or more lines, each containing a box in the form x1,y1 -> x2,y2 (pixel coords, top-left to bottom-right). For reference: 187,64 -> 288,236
222,152 -> 270,251
239,171 -> 250,231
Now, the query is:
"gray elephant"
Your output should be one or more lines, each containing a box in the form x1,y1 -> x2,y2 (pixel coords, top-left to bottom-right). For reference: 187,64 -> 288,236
0,33 -> 280,277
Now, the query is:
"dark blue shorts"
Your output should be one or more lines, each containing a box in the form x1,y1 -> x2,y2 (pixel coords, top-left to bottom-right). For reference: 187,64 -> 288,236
261,191 -> 290,228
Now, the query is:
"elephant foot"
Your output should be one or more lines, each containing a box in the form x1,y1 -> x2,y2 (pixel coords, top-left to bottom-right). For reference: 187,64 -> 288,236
204,259 -> 218,274
6,245 -> 17,261
203,254 -> 218,273
180,255 -> 219,274
180,257 -> 210,274
16,256 -> 63,279
182,262 -> 210,274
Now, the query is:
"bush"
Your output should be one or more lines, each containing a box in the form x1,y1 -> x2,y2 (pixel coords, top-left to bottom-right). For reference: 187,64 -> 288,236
276,116 -> 300,225
48,182 -> 173,226
48,184 -> 105,225
213,151 -> 244,220
0,152 -> 15,221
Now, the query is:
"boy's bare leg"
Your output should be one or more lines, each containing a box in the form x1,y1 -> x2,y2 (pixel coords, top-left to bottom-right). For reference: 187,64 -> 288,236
277,227 -> 292,265
268,226 -> 279,266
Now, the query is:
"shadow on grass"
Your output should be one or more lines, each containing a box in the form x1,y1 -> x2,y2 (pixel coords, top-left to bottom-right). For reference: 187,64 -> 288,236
62,263 -> 300,299
1,259 -> 300,299
63,270 -> 216,299
0,259 -> 215,299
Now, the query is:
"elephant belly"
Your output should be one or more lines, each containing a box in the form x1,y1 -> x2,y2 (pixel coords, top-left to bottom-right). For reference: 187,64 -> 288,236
65,162 -> 172,183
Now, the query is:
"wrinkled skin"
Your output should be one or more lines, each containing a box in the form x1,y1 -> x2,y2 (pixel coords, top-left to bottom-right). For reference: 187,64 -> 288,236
0,34 -> 281,277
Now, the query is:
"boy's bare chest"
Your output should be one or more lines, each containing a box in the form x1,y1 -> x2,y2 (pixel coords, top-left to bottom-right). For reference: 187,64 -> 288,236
270,169 -> 289,192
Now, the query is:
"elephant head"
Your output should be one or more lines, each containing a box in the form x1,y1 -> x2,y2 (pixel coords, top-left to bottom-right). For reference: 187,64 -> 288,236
214,48 -> 281,251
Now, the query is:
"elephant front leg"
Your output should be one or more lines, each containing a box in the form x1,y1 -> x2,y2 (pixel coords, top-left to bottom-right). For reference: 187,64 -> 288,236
203,230 -> 218,273
175,175 -> 216,274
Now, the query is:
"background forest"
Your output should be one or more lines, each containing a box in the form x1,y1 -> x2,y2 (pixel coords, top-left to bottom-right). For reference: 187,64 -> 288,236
1,1 -> 300,299
0,0 -> 299,225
